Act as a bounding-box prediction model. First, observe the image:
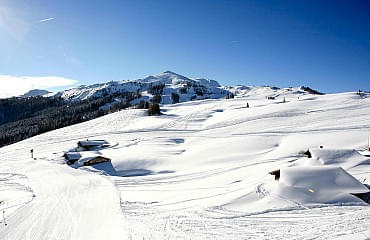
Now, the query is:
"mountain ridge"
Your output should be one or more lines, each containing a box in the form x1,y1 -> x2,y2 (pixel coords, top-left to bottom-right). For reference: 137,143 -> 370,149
53,71 -> 228,102
50,71 -> 323,104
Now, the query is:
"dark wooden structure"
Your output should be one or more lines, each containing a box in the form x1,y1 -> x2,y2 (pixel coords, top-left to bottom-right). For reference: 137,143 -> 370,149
82,156 -> 111,166
63,152 -> 81,165
303,149 -> 312,158
77,140 -> 109,150
269,169 -> 280,181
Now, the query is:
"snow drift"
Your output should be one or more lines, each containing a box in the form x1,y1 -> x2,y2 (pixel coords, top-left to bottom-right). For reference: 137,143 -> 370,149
306,148 -> 370,169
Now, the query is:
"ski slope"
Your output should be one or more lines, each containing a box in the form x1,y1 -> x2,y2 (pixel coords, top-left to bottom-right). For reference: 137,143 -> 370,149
1,89 -> 370,239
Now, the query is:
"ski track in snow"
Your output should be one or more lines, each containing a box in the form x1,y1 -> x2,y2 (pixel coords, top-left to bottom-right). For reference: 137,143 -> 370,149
1,91 -> 370,239
120,202 -> 370,239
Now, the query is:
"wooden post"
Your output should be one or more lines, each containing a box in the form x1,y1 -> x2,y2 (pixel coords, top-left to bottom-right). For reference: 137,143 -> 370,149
3,210 -> 6,226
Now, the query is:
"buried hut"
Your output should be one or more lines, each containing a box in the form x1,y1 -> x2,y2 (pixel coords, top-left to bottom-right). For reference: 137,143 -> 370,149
79,155 -> 111,166
64,139 -> 111,166
63,152 -> 82,165
64,151 -> 111,166
267,148 -> 370,203
77,140 -> 109,151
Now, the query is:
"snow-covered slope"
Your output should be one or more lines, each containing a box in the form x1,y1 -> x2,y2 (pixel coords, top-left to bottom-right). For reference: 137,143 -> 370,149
1,89 -> 370,239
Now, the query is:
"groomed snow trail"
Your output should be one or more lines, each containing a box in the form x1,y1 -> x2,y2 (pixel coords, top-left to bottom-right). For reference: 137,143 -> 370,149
121,204 -> 370,240
0,159 -> 126,240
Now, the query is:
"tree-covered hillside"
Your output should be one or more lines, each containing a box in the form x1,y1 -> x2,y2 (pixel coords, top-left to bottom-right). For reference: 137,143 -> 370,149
0,92 -> 140,147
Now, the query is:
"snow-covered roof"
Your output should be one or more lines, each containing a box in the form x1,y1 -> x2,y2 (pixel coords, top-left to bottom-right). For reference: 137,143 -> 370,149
280,166 -> 368,194
64,152 -> 81,160
78,140 -> 109,147
74,151 -> 109,165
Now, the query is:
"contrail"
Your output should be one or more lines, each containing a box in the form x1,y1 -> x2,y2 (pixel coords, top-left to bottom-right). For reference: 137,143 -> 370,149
39,17 -> 55,23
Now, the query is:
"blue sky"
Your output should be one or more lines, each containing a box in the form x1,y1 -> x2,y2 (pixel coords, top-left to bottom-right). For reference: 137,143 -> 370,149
0,0 -> 369,96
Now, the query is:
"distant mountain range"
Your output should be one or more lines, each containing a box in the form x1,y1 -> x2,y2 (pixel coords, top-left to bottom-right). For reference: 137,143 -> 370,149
20,70 -> 323,103
52,71 -> 231,103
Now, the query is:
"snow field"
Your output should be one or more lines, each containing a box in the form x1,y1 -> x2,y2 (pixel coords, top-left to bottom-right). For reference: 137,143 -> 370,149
0,89 -> 369,239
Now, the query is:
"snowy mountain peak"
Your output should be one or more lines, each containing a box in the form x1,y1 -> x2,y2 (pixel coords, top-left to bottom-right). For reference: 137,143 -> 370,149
161,70 -> 186,76
56,71 -> 231,103
138,71 -> 190,85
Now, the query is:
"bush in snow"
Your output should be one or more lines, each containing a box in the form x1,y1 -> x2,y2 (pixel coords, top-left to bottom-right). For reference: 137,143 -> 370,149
148,103 -> 161,116
151,94 -> 162,104
179,87 -> 188,94
194,86 -> 205,96
137,101 -> 149,109
171,93 -> 180,104
301,86 -> 324,95
226,93 -> 234,99
148,84 -> 165,95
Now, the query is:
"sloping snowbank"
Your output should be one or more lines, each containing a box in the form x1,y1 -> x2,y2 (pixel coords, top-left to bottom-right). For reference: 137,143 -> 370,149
306,148 -> 370,169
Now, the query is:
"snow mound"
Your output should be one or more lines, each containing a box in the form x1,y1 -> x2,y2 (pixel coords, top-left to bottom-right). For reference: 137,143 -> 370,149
225,166 -> 369,212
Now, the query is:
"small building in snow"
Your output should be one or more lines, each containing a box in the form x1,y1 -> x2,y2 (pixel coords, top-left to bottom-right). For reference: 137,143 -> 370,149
77,140 -> 109,151
269,166 -> 369,204
79,156 -> 111,166
63,152 -> 81,165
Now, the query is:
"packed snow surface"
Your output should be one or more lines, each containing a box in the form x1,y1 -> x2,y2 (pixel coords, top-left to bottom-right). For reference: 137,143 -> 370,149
1,88 -> 370,239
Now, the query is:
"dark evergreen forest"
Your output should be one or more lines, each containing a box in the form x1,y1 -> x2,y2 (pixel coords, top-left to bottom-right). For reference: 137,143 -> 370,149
0,92 -> 140,147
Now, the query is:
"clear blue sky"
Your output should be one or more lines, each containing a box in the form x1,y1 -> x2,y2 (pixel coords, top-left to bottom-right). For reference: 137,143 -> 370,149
0,0 -> 369,94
